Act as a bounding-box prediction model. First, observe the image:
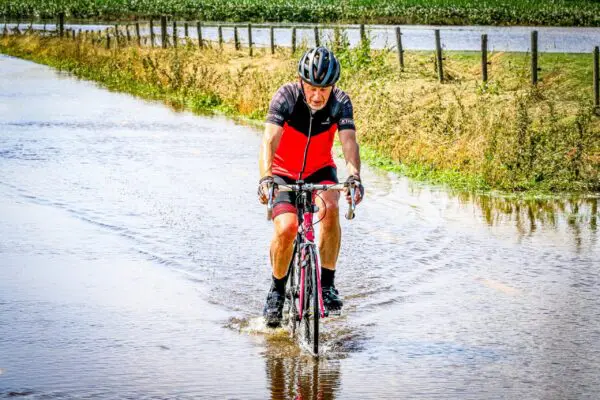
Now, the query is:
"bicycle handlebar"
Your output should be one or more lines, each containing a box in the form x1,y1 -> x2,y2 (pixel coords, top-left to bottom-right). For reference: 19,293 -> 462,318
266,184 -> 275,221
266,182 -> 357,221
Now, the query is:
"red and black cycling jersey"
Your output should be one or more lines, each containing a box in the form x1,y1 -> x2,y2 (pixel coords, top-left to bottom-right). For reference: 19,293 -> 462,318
266,82 -> 355,180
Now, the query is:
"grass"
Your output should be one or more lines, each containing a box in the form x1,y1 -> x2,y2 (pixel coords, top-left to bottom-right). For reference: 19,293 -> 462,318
2,0 -> 600,26
1,31 -> 598,196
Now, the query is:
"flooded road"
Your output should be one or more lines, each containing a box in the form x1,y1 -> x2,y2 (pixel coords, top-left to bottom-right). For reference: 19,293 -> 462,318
1,54 -> 599,399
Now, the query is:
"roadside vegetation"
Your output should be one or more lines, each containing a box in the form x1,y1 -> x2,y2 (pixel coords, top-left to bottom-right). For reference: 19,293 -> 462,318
2,0 -> 600,26
1,31 -> 598,194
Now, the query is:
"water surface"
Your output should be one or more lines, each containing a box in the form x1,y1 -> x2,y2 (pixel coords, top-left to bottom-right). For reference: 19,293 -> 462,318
5,22 -> 600,53
0,54 -> 599,399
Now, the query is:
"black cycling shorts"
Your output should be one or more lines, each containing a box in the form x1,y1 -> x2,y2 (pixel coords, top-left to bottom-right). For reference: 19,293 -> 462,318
272,166 -> 338,218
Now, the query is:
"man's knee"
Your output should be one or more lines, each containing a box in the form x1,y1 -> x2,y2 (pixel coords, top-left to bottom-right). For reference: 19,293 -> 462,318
318,194 -> 340,228
274,215 -> 298,243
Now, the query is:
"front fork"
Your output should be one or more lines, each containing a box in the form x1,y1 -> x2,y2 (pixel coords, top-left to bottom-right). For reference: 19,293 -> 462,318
297,212 -> 325,321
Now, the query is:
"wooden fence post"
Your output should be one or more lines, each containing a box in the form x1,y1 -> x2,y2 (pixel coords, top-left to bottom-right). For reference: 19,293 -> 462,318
135,22 -> 140,46
184,22 -> 188,38
149,19 -> 155,47
172,20 -> 177,47
360,24 -> 366,45
58,12 -> 64,37
160,16 -> 167,48
594,46 -> 599,114
314,26 -> 320,47
234,26 -> 240,50
197,21 -> 203,48
435,29 -> 444,82
126,24 -> 131,43
218,25 -> 223,49
248,23 -> 253,56
114,24 -> 119,46
291,27 -> 296,54
270,26 -> 275,54
106,32 -> 111,49
482,34 -> 488,83
531,30 -> 539,85
395,27 -> 404,71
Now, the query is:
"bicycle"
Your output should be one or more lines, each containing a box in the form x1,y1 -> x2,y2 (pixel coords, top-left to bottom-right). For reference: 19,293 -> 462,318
266,180 -> 357,356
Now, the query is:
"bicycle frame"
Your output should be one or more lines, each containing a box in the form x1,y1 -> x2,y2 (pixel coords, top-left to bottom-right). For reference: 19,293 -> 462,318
296,189 -> 326,321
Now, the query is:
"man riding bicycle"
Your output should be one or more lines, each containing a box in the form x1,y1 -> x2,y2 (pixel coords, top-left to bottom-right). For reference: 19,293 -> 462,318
258,46 -> 364,327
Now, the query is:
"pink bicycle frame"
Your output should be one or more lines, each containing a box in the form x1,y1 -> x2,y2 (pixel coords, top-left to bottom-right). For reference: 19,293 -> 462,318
296,196 -> 326,321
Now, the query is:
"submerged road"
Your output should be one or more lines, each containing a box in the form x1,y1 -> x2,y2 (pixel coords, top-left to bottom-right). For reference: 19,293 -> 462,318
0,54 -> 599,399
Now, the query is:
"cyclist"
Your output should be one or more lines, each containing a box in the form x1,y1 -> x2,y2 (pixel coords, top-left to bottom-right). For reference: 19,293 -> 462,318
258,46 -> 364,327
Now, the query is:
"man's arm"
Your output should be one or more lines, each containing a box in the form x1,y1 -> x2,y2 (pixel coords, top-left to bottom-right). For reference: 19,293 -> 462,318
339,129 -> 361,178
259,123 -> 284,178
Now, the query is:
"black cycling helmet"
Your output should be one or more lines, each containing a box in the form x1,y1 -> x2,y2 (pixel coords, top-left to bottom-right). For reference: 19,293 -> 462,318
298,46 -> 341,87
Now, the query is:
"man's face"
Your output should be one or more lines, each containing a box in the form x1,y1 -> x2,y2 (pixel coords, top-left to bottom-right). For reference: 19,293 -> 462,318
302,81 -> 333,111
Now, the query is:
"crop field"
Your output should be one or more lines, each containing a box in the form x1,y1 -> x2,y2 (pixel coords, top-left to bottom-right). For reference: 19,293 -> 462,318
2,0 -> 600,26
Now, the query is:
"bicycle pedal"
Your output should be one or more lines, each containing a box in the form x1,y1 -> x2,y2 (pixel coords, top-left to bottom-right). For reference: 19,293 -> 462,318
324,309 -> 342,318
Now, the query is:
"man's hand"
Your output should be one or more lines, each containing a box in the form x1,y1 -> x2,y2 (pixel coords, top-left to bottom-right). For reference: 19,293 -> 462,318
345,175 -> 364,206
257,176 -> 278,205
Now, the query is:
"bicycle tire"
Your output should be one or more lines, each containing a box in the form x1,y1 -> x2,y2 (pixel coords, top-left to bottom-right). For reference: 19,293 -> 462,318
303,245 -> 319,355
288,251 -> 299,336
311,250 -> 319,355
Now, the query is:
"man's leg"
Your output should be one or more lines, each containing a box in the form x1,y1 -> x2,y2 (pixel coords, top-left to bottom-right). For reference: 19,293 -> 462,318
315,190 -> 344,313
264,206 -> 297,326
316,190 -> 341,270
271,212 -> 298,279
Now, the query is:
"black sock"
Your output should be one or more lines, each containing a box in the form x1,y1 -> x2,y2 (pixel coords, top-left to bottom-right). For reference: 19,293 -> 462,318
272,275 -> 287,294
321,268 -> 335,288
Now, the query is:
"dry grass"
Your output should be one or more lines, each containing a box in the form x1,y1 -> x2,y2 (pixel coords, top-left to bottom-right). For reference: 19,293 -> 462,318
1,32 -> 598,192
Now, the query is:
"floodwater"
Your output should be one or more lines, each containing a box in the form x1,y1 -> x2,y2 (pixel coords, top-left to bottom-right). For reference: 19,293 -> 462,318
1,54 -> 599,399
4,22 -> 600,53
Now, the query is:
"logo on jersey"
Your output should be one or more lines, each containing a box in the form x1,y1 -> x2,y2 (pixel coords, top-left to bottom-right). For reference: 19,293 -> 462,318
339,118 -> 354,127
267,113 -> 285,123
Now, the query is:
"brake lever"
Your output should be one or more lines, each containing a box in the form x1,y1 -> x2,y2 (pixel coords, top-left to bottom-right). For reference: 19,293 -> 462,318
345,185 -> 356,220
266,184 -> 275,221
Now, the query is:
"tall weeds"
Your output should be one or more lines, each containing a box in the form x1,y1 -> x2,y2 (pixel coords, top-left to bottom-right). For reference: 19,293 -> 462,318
1,32 -> 598,193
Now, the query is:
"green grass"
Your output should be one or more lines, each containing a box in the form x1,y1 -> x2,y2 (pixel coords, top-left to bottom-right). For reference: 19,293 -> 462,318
2,0 -> 600,26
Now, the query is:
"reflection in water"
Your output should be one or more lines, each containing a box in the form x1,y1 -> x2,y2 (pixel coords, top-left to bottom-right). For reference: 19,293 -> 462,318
456,192 -> 599,236
471,195 -> 597,230
264,338 -> 341,400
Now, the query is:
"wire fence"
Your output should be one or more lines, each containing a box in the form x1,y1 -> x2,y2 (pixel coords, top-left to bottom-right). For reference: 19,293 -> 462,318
2,14 -> 599,113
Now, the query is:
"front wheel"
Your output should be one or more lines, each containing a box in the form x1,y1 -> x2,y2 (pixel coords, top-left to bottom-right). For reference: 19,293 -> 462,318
287,252 -> 299,337
303,247 -> 319,355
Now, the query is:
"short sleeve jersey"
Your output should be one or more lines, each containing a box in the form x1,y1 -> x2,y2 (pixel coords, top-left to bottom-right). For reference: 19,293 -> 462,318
265,82 -> 355,180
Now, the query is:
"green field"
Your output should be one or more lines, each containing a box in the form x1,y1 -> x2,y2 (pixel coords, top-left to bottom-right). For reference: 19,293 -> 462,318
2,0 -> 600,26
